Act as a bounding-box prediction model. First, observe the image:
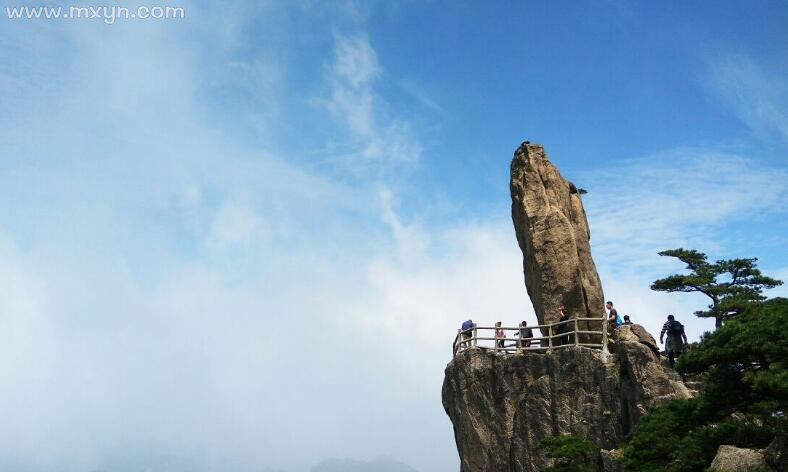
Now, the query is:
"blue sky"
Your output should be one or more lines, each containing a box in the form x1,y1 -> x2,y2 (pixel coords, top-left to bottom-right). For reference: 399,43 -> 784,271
1,1 -> 787,471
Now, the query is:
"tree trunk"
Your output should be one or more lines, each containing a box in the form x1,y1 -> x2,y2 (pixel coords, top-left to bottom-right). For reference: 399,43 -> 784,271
713,296 -> 721,329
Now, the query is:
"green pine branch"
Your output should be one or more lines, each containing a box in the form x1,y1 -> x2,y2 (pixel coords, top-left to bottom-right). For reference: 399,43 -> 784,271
651,248 -> 783,328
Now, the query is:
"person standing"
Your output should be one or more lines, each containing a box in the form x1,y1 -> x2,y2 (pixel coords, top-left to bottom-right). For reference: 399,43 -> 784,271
459,319 -> 476,350
518,321 -> 534,348
495,321 -> 507,350
660,314 -> 688,367
555,307 -> 571,346
606,301 -> 621,332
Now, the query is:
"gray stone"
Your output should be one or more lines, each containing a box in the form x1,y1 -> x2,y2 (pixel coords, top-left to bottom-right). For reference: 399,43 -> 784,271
442,328 -> 691,472
709,445 -> 771,471
615,324 -> 659,357
510,142 -> 605,326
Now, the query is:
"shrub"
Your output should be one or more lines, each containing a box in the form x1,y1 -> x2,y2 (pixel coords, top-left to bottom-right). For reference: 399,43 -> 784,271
538,435 -> 598,472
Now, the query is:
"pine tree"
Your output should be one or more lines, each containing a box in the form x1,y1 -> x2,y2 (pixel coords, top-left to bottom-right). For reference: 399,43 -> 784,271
650,248 -> 782,328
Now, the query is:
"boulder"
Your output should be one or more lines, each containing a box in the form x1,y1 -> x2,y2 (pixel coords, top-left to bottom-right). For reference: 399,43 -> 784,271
510,142 -> 605,326
599,449 -> 624,472
709,445 -> 771,471
616,324 -> 660,358
764,436 -> 786,471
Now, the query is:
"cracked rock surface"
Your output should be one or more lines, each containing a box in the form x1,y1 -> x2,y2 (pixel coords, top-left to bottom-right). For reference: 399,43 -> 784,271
442,326 -> 690,472
510,141 -> 605,326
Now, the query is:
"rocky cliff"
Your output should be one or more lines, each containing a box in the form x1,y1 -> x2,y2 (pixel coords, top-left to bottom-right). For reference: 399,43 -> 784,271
442,325 -> 691,472
510,142 -> 605,325
442,141 -> 691,471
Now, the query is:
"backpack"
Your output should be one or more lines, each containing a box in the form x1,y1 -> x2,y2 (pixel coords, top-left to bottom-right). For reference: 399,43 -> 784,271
667,320 -> 683,336
462,320 -> 474,332
615,313 -> 623,326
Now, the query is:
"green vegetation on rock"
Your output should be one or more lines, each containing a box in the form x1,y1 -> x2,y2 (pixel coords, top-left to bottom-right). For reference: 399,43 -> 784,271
622,297 -> 788,471
538,435 -> 599,472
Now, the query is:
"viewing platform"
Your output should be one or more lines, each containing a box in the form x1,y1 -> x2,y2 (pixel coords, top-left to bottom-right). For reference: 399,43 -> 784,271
452,317 -> 610,357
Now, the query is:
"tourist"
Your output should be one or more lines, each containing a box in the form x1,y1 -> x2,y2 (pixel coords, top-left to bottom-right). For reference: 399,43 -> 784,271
659,314 -> 688,367
519,321 -> 534,348
495,321 -> 507,349
555,307 -> 571,346
460,319 -> 476,349
606,301 -> 622,332
622,315 -> 633,325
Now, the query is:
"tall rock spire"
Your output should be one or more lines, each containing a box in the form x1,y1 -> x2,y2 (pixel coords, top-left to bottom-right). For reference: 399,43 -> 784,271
510,141 -> 605,325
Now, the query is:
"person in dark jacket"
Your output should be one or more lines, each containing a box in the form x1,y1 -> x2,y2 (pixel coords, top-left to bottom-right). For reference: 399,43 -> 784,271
555,307 -> 571,346
457,319 -> 476,351
518,321 -> 534,348
660,314 -> 688,367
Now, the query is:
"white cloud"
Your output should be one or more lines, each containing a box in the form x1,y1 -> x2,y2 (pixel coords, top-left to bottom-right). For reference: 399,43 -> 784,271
325,34 -> 379,138
207,197 -> 268,250
0,5 -> 447,470
581,147 -> 788,272
331,34 -> 381,88
323,34 -> 422,169
378,187 -> 428,261
706,53 -> 788,144
349,220 -> 530,380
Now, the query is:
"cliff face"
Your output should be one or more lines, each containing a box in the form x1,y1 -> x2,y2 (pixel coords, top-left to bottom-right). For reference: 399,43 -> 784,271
510,142 -> 605,325
442,326 -> 691,472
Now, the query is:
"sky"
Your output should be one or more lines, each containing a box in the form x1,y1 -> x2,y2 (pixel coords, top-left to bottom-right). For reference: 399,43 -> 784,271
0,1 -> 787,471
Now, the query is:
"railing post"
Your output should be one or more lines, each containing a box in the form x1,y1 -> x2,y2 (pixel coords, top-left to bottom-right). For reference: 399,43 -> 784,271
601,316 -> 610,361
574,318 -> 579,346
472,327 -> 477,347
517,328 -> 522,354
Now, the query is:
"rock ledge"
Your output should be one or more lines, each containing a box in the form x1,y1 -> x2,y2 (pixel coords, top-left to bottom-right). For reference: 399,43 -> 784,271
442,326 -> 690,472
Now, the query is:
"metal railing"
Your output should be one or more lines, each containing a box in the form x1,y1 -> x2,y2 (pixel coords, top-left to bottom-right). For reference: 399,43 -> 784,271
453,317 -> 610,359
